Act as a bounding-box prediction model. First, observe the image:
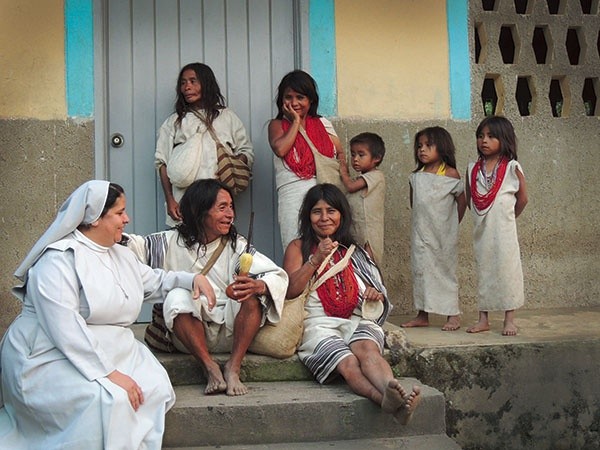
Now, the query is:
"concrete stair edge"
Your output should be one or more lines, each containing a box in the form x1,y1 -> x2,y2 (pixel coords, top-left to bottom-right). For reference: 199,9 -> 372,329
163,433 -> 461,449
163,380 -> 446,448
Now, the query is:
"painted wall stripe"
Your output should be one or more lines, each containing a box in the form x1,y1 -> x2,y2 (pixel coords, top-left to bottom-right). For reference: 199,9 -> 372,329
309,0 -> 337,117
65,0 -> 94,118
447,0 -> 470,120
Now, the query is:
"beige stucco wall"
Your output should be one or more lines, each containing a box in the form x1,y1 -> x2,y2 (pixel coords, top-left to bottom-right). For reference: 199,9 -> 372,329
0,0 -> 66,119
335,0 -> 450,119
0,0 -> 93,334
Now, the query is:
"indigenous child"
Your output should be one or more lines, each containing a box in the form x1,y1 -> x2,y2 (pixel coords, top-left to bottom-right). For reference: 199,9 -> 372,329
401,127 -> 467,331
466,116 -> 528,336
340,132 -> 386,264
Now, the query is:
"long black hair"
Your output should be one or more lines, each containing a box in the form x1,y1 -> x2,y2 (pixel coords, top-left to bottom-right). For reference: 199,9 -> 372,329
176,179 -> 237,254
476,115 -> 518,160
275,70 -> 320,120
413,126 -> 457,172
175,62 -> 225,128
297,183 -> 356,261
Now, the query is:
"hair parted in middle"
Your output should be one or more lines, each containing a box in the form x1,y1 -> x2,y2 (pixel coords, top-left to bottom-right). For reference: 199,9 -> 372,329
413,126 -> 458,172
297,183 -> 356,261
176,178 -> 238,254
175,62 -> 225,128
275,70 -> 320,120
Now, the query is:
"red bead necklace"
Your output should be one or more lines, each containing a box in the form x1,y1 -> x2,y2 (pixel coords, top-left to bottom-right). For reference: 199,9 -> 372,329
315,247 -> 359,319
470,157 -> 508,213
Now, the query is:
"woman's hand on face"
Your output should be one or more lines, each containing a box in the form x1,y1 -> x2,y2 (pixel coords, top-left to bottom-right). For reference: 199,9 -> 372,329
107,370 -> 144,411
363,286 -> 384,303
282,102 -> 301,124
193,274 -> 216,311
225,275 -> 266,302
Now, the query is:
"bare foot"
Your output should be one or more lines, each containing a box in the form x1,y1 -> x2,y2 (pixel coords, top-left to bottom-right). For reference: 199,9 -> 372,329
224,362 -> 248,396
204,362 -> 227,395
401,311 -> 429,328
381,379 -> 407,413
442,315 -> 461,331
502,321 -> 518,336
395,385 -> 421,425
466,321 -> 490,333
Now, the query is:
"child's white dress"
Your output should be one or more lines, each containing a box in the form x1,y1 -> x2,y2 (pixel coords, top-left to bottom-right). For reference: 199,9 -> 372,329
467,159 -> 525,311
410,171 -> 463,315
346,169 -> 385,264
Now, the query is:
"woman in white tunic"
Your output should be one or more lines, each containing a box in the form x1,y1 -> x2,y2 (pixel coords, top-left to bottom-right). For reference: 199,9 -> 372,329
268,70 -> 344,250
284,184 -> 420,424
0,180 -> 213,449
155,62 -> 254,227
402,127 -> 466,331
465,116 -> 528,336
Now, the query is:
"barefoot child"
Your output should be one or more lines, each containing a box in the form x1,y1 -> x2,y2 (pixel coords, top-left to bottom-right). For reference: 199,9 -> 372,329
402,127 -> 467,331
465,116 -> 528,336
340,132 -> 386,264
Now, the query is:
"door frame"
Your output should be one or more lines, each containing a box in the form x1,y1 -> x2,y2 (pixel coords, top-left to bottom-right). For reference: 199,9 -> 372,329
92,0 -> 311,204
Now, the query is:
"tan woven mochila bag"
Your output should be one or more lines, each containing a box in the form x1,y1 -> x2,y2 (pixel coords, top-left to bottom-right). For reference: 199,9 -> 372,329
207,125 -> 251,195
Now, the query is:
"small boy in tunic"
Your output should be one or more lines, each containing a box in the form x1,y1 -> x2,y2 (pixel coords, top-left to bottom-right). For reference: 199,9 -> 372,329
340,132 -> 386,265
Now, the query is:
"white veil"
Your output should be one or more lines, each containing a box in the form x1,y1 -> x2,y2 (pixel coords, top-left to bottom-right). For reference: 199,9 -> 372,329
13,180 -> 110,286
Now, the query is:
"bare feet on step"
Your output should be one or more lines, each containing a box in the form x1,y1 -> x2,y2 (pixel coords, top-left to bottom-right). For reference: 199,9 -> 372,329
224,361 -> 248,396
466,321 -> 490,333
381,379 -> 407,413
401,311 -> 429,328
502,321 -> 518,336
441,315 -> 461,331
394,385 -> 422,425
204,362 -> 227,395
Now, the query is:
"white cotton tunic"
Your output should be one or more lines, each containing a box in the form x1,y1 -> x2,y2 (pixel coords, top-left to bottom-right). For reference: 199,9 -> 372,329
346,169 -> 386,264
126,232 -> 288,352
467,160 -> 525,311
297,248 -> 390,384
0,231 -> 186,450
273,117 -> 338,250
409,172 -> 464,316
155,108 -> 254,227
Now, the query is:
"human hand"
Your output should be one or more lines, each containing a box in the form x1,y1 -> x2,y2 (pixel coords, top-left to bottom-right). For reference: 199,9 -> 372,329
107,370 -> 144,411
339,158 -> 350,176
312,237 -> 339,266
363,286 -> 384,303
166,198 -> 182,222
225,275 -> 266,302
282,102 -> 301,123
193,274 -> 216,311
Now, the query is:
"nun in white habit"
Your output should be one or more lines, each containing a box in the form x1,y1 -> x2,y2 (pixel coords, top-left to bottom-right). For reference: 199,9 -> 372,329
0,180 -> 214,450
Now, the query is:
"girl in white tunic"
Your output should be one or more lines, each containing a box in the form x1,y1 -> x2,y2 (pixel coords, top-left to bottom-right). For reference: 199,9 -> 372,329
284,184 -> 420,424
155,62 -> 254,227
402,127 -> 466,331
0,181 -> 213,450
268,70 -> 344,250
466,116 -> 528,336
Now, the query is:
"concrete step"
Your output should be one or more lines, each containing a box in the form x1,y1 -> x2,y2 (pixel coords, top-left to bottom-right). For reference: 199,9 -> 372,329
132,323 -> 408,386
163,379 -> 448,448
164,434 -> 462,449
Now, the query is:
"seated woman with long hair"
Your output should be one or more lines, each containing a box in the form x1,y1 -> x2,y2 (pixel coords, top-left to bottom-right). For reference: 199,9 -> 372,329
283,183 -> 420,423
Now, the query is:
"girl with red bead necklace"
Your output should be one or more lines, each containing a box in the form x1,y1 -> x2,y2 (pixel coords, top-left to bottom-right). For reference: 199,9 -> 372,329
466,116 -> 528,336
284,184 -> 421,424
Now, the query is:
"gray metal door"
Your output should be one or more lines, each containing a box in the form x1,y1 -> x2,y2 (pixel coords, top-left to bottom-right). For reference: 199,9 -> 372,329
101,0 -> 301,260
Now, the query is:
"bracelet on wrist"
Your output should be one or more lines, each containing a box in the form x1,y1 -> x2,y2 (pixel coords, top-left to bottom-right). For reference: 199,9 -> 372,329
308,254 -> 318,268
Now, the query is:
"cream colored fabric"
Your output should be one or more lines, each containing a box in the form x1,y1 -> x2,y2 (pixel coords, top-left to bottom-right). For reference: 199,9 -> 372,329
273,117 -> 338,250
155,108 -> 253,227
346,169 -> 385,264
409,172 -> 464,315
467,160 -> 525,311
127,232 -> 288,352
1,230 -> 185,449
